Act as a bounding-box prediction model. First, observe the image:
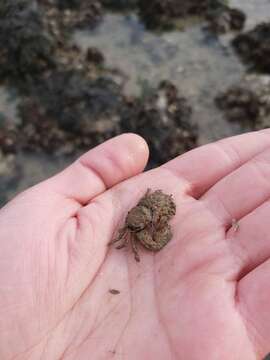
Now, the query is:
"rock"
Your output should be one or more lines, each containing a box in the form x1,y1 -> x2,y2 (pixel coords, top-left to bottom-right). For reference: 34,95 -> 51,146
101,0 -> 138,10
137,0 -> 245,33
0,151 -> 20,207
86,47 -> 105,65
0,113 -> 18,155
16,75 -> 198,166
232,22 -> 270,73
0,0 -> 105,90
206,7 -> 246,34
215,75 -> 270,129
0,0 -> 56,81
40,0 -> 103,31
121,81 -> 197,165
229,8 -> 246,31
17,70 -> 124,154
0,0 -> 198,177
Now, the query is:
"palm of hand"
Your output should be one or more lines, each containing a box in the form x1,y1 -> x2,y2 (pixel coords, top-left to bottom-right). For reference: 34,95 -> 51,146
1,132 -> 270,360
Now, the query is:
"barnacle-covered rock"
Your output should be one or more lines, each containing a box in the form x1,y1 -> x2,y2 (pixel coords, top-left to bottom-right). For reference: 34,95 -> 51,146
17,70 -> 124,154
120,81 -> 197,165
215,74 -> 270,129
0,0 -> 56,81
206,7 -> 246,34
138,0 -> 245,33
232,22 -> 270,73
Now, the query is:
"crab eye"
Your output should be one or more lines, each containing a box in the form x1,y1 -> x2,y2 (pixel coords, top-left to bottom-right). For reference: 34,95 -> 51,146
127,205 -> 152,231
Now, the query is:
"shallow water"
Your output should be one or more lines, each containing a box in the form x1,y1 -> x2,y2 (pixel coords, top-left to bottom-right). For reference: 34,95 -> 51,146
75,13 -> 245,145
1,0 -> 270,204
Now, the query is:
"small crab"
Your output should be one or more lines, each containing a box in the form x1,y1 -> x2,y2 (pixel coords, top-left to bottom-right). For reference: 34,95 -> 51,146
108,189 -> 176,262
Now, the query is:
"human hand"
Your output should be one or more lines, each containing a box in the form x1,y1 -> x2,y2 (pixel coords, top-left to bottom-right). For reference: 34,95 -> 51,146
1,131 -> 270,359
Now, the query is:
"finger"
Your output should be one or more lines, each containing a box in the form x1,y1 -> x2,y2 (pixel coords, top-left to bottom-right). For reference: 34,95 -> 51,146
237,259 -> 270,358
163,129 -> 270,198
46,134 -> 149,204
227,200 -> 270,277
202,147 -> 270,226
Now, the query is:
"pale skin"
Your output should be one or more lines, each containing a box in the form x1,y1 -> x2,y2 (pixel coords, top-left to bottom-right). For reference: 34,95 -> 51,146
2,131 -> 270,359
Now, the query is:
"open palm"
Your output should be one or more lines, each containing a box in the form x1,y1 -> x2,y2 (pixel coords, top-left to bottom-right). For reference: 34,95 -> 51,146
1,132 -> 270,359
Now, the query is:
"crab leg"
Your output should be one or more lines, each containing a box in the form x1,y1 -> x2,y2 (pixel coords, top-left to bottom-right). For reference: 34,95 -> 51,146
131,235 -> 140,262
116,232 -> 129,249
108,227 -> 127,246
